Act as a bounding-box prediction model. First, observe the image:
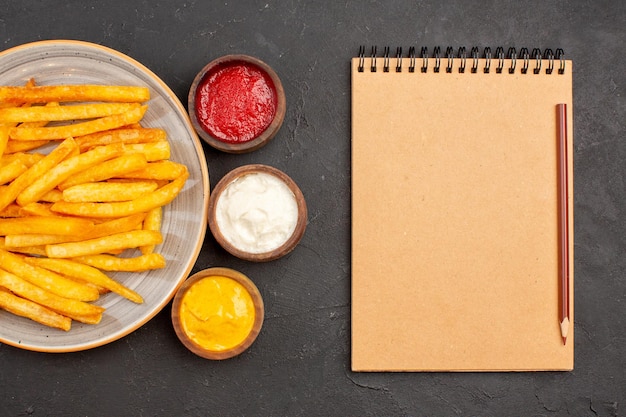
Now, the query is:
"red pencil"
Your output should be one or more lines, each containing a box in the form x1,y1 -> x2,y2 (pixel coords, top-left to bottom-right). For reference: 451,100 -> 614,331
557,103 -> 570,345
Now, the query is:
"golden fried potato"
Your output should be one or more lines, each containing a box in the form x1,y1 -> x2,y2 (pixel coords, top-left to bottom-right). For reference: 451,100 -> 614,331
72,253 -> 166,272
0,216 -> 94,236
10,105 -> 147,141
0,84 -> 149,104
58,153 -> 148,190
45,230 -> 163,258
0,137 -> 77,212
0,248 -> 99,302
16,143 -> 126,206
24,257 -> 143,304
62,181 -> 158,203
140,206 -> 162,255
0,103 -> 139,124
50,169 -> 187,218
0,286 -> 71,331
0,79 -> 189,332
75,127 -> 166,151
0,269 -> 103,324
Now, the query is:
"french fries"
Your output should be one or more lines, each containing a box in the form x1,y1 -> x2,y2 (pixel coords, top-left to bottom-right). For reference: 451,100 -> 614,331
0,79 -> 188,332
0,137 -> 77,212
0,126 -> 9,155
23,258 -> 143,304
9,105 -> 147,141
50,170 -> 188,218
58,153 -> 148,190
0,103 -> 140,124
0,216 -> 95,236
0,84 -> 150,104
0,269 -> 104,324
62,181 -> 158,203
140,206 -> 162,255
16,143 -> 126,206
72,253 -> 166,272
0,159 -> 28,185
0,286 -> 72,331
0,249 -> 99,302
75,127 -> 166,151
46,230 -> 163,258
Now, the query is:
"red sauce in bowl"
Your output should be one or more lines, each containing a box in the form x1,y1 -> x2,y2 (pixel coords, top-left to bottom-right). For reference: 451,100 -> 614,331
194,62 -> 277,144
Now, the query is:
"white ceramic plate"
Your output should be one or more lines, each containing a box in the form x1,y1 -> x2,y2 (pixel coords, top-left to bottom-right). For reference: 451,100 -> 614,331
0,40 -> 209,352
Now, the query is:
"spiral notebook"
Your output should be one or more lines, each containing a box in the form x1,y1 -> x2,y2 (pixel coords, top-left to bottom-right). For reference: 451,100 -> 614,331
351,46 -> 574,372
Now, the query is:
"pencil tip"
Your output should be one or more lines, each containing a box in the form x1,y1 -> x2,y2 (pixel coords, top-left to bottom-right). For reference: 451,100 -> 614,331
560,317 -> 570,345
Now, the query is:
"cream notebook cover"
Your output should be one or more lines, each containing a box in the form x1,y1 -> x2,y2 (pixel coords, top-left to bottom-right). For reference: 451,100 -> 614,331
351,46 -> 574,371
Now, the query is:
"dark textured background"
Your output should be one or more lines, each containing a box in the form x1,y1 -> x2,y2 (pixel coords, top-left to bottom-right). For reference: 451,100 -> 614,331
1,1 -> 625,416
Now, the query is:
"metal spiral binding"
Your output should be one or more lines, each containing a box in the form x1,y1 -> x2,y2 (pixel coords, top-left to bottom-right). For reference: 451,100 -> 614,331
532,48 -> 542,74
357,46 -> 566,75
556,48 -> 566,74
544,49 -> 554,74
433,46 -> 441,73
484,47 -> 492,73
383,46 -> 390,72
370,45 -> 377,72
470,47 -> 480,73
445,46 -> 454,73
458,47 -> 466,73
395,47 -> 403,72
520,48 -> 530,74
495,47 -> 504,73
358,45 -> 365,72
507,47 -> 517,73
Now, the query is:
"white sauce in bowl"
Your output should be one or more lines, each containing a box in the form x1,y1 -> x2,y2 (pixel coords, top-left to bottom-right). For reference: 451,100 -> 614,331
215,172 -> 298,254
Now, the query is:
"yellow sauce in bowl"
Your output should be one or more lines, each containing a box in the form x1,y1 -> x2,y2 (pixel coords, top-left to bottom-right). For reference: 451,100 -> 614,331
172,267 -> 264,359
179,275 -> 255,352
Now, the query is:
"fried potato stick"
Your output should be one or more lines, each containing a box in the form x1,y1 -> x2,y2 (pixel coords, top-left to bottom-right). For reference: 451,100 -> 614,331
4,139 -> 50,153
2,245 -> 47,257
24,257 -> 143,304
5,234 -> 84,247
0,103 -> 139,124
123,141 -> 170,162
17,202 -> 56,217
58,153 -> 148,190
62,181 -> 158,203
2,102 -> 58,152
0,159 -> 27,185
4,213 -> 146,247
9,105 -> 147,141
117,160 -> 187,181
0,138 -> 77,212
0,126 -> 9,155
0,203 -> 21,218
0,248 -> 99,302
51,169 -> 188,218
16,143 -> 126,206
0,216 -> 95,236
72,253 -> 166,272
0,286 -> 71,331
75,127 -> 166,151
0,84 -> 150,104
0,269 -> 103,324
140,206 -> 162,255
1,152 -> 45,167
45,230 -> 163,258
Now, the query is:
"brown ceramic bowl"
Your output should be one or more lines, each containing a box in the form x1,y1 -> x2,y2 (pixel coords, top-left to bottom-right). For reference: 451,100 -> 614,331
208,164 -> 307,262
188,54 -> 286,154
171,267 -> 264,360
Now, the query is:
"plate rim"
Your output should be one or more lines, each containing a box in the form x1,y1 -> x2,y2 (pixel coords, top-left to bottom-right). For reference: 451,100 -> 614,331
0,39 -> 210,353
